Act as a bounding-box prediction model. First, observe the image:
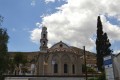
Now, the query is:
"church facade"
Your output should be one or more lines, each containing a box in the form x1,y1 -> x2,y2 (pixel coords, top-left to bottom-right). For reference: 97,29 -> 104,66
36,27 -> 91,75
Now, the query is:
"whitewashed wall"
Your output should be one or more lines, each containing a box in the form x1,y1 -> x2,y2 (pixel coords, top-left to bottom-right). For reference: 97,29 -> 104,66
113,56 -> 120,80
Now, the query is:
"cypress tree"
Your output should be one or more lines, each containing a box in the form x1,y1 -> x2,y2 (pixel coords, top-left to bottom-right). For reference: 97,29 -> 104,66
103,33 -> 112,56
96,16 -> 112,71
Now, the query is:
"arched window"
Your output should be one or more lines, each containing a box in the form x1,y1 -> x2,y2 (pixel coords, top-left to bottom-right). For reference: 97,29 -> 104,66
43,41 -> 45,46
54,63 -> 58,73
64,64 -> 68,73
43,34 -> 46,38
72,64 -> 75,74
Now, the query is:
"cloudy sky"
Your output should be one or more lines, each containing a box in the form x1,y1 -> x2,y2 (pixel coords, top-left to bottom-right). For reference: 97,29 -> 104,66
0,0 -> 120,54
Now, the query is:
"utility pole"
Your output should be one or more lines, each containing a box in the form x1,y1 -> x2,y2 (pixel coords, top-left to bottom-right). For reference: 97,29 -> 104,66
43,54 -> 44,75
83,46 -> 88,80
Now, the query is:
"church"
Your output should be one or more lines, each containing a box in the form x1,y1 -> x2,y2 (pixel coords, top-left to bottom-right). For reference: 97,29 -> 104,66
9,25 -> 96,76
34,26 -> 96,75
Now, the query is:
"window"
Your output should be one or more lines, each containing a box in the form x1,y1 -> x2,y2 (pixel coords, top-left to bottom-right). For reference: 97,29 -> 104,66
72,64 -> 75,74
43,34 -> 46,38
54,63 -> 58,73
60,44 -> 63,47
43,41 -> 45,46
64,64 -> 68,73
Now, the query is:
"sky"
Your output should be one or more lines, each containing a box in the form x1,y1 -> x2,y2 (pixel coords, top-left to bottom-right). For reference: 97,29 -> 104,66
0,0 -> 120,54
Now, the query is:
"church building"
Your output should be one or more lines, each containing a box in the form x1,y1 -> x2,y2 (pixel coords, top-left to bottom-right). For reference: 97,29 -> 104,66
9,26 -> 96,76
35,26 -> 94,75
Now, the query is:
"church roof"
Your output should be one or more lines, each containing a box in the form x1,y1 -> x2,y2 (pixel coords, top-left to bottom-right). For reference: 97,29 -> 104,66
47,41 -> 96,56
50,41 -> 70,49
8,42 -> 96,63
48,41 -> 74,53
47,41 -> 82,55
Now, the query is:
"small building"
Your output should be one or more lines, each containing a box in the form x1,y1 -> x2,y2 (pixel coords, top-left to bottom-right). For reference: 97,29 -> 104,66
113,53 -> 120,79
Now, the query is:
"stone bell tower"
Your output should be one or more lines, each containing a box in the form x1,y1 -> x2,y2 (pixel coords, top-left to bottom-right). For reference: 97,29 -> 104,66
40,26 -> 48,52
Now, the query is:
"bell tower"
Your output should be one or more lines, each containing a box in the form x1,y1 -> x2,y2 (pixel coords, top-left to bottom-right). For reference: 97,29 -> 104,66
40,26 -> 48,52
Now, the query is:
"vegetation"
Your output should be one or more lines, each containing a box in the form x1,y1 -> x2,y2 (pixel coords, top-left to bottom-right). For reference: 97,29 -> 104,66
88,72 -> 106,80
14,52 -> 28,67
8,58 -> 15,74
7,52 -> 28,75
13,52 -> 28,74
82,64 -> 106,80
0,15 -> 9,80
82,64 -> 96,73
96,16 -> 112,71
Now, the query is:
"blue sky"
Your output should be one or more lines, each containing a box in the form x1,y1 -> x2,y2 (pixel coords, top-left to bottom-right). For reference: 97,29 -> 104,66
0,0 -> 65,52
0,0 -> 120,54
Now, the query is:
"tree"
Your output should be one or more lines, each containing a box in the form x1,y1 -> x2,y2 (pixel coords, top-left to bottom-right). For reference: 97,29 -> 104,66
8,58 -> 15,75
14,52 -> 27,66
96,16 -> 112,71
82,64 -> 96,74
102,33 -> 112,55
13,52 -> 28,75
0,15 -> 9,80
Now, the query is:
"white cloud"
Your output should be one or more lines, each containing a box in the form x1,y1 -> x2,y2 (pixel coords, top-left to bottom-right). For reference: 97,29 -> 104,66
114,50 -> 120,54
31,0 -> 120,51
45,0 -> 64,4
30,28 -> 41,44
36,22 -> 41,27
100,15 -> 120,42
31,0 -> 36,6
45,0 -> 55,3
